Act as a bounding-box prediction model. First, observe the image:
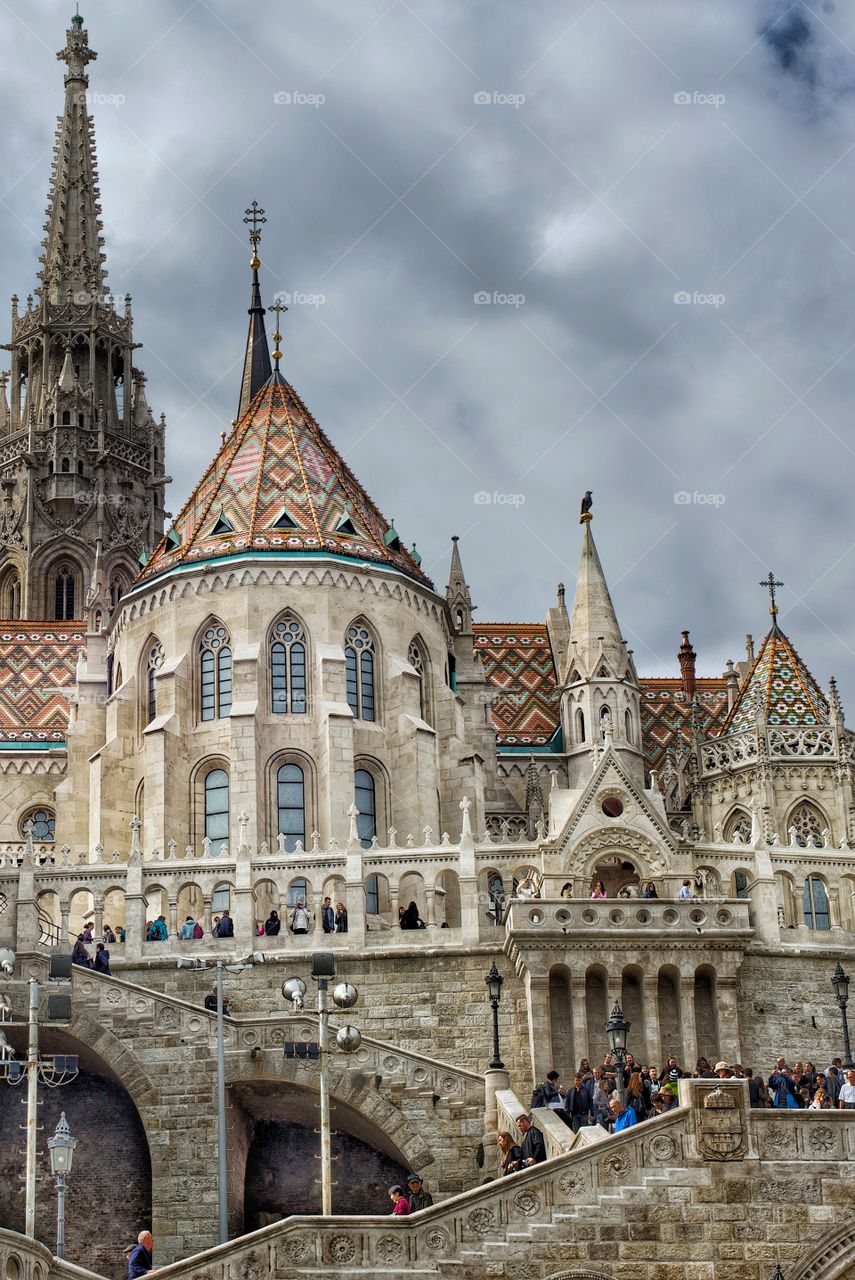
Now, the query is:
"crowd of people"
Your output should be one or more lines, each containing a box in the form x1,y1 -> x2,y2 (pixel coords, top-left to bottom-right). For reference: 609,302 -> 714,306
497,1050 -> 855,1164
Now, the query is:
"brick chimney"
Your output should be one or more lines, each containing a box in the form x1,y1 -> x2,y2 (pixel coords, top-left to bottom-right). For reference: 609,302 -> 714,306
678,630 -> 696,703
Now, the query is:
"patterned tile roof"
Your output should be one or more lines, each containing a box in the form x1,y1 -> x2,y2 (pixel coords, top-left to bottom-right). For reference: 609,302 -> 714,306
722,624 -> 828,733
137,373 -> 432,589
640,677 -> 729,774
473,624 -> 560,746
0,621 -> 85,746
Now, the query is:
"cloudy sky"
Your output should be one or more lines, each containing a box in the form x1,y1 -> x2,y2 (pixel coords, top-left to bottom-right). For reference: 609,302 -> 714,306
1,0 -> 854,693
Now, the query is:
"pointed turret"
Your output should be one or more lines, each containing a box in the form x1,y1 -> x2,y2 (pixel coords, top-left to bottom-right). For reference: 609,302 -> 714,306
561,505 -> 644,787
446,535 -> 474,634
40,13 -> 105,304
57,345 -> 76,393
237,201 -> 272,419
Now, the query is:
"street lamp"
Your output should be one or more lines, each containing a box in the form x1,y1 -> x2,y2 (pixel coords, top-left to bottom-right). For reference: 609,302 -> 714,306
282,955 -> 361,1215
485,963 -> 504,1070
47,1112 -> 76,1259
832,962 -> 855,1069
773,1266 -> 786,1280
605,1001 -> 631,1107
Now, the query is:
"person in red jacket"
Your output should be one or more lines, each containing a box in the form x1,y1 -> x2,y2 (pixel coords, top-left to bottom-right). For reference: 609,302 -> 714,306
389,1186 -> 411,1214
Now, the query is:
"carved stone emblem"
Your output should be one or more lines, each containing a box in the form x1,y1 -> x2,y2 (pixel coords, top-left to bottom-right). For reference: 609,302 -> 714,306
468,1207 -> 496,1234
697,1087 -> 748,1162
808,1125 -> 835,1154
327,1236 -> 356,1264
648,1133 -> 678,1163
423,1227 -> 450,1251
280,1235 -> 309,1263
375,1236 -> 403,1263
513,1188 -> 541,1217
557,1170 -> 588,1199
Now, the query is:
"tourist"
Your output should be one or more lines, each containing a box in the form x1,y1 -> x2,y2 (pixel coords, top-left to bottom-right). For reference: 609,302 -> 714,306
215,911 -> 234,938
406,1172 -> 433,1211
516,877 -> 538,899
321,896 -> 335,933
810,1089 -> 833,1110
626,1071 -> 649,1121
641,881 -> 659,899
93,942 -> 111,975
117,924 -> 126,943
71,935 -> 91,968
590,881 -> 607,899
609,1096 -> 636,1133
179,916 -> 196,941
825,1067 -> 842,1105
147,915 -> 168,941
399,900 -> 425,929
192,920 -> 203,939
677,879 -> 694,900
82,921 -> 94,943
562,1073 -> 593,1131
651,1090 -> 676,1115
769,1065 -> 800,1109
560,883 -> 573,899
714,1061 -> 732,1079
203,986 -> 231,1017
530,1070 -> 561,1109
659,1058 -> 683,1083
335,902 -> 348,932
799,1062 -> 818,1094
264,909 -> 281,936
127,1230 -> 152,1280
388,1185 -> 411,1215
695,1056 -> 713,1077
838,1069 -> 855,1109
289,899 -> 312,934
497,1130 -> 522,1177
103,924 -> 116,944
746,1067 -> 768,1108
592,1078 -> 613,1128
255,919 -> 265,936
510,1115 -> 545,1168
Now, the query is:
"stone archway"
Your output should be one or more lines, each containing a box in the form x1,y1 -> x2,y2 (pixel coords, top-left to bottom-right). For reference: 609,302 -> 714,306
788,1218 -> 855,1279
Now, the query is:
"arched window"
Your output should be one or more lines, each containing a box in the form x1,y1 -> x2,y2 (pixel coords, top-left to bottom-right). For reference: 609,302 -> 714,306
199,623 -> 232,721
733,871 -> 750,899
576,707 -> 585,742
61,415 -> 70,429
345,623 -> 375,721
725,809 -> 752,844
0,571 -> 21,620
803,876 -> 830,930
204,769 -> 229,854
20,808 -> 55,842
61,454 -> 70,469
53,564 -> 76,620
408,638 -> 428,721
270,615 -> 306,714
624,708 -> 633,743
110,575 -> 128,608
354,769 -> 376,848
277,763 -> 305,852
790,802 -> 824,848
287,877 -> 308,908
145,640 -> 164,725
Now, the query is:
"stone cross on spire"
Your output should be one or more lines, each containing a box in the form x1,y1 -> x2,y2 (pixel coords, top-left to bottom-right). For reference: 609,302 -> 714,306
57,10 -> 97,83
759,571 -> 784,619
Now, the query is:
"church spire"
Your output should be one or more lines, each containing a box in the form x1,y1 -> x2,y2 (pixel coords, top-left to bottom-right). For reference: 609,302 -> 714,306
237,201 -> 272,419
446,534 -> 474,634
568,510 -> 626,677
40,11 -> 105,304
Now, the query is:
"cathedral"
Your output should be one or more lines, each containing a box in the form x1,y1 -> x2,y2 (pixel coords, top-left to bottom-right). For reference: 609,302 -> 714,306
0,14 -> 854,1279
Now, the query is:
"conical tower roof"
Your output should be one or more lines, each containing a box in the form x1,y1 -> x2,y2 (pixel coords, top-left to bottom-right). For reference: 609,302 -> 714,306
567,515 -> 629,678
723,622 -> 828,733
137,371 -> 431,588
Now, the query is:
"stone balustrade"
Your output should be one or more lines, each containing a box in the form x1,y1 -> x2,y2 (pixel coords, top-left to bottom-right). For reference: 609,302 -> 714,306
505,895 -> 752,937
699,725 -> 844,776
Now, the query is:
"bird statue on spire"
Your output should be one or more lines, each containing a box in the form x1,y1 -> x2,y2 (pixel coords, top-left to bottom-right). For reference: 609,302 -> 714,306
580,491 -> 593,523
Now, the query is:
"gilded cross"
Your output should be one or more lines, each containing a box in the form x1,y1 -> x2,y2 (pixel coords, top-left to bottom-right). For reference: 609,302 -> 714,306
243,201 -> 266,251
270,299 -> 287,369
759,571 -> 784,615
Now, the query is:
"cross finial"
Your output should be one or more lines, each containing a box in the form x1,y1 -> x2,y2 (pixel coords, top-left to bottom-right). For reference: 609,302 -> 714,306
243,201 -> 266,268
270,298 -> 287,371
759,571 -> 784,617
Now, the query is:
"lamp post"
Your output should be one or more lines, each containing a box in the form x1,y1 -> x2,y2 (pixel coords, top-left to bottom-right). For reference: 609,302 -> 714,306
604,1001 -> 631,1108
485,963 -> 504,1070
282,954 -> 361,1215
832,962 -> 855,1069
773,1265 -> 786,1280
47,1112 -> 76,1259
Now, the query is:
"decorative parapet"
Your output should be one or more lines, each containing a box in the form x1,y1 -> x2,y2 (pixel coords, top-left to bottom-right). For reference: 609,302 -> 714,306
700,726 -> 843,776
505,896 -> 752,941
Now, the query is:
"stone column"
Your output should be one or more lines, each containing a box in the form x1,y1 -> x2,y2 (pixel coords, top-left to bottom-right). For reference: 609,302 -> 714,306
389,883 -> 400,925
425,887 -> 436,926
525,972 -> 552,1083
168,899 -> 178,940
484,1066 -> 510,1174
60,905 -> 71,947
716,975 -> 742,1064
313,890 -> 325,939
570,973 -> 589,1068
679,976 -> 698,1067
203,896 -> 213,937
642,972 -> 661,1067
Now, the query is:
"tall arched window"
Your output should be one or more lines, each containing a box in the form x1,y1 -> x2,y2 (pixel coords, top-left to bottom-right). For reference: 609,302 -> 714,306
790,802 -> 824,848
204,769 -> 229,854
53,564 -> 76,620
270,615 -> 306,714
110,575 -> 128,608
20,808 -> 55,842
733,871 -> 750,899
408,638 -> 429,721
277,763 -> 305,852
354,769 -> 376,848
145,640 -> 164,725
576,708 -> 585,743
725,809 -> 752,844
803,876 -> 830,930
624,708 -> 633,743
345,623 -> 375,721
199,623 -> 232,721
0,571 -> 21,620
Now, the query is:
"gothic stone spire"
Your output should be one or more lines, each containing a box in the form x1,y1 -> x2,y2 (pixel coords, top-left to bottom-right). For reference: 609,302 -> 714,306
446,535 -> 474,634
237,201 -> 272,419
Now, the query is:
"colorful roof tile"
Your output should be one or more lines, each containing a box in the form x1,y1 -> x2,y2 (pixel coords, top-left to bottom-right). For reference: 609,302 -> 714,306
640,678 -> 729,774
136,373 -> 431,588
0,621 -> 85,746
722,624 -> 828,733
473,624 -> 560,746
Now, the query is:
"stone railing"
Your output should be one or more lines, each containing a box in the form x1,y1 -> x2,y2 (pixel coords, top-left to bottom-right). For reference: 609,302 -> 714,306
505,896 -> 752,937
0,1228 -> 101,1280
700,726 -> 840,776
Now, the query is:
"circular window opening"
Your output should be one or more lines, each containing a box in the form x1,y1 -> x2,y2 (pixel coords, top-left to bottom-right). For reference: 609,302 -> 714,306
601,797 -> 624,818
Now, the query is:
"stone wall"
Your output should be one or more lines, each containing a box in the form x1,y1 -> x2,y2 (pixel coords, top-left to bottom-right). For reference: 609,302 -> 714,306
737,949 -> 852,1069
